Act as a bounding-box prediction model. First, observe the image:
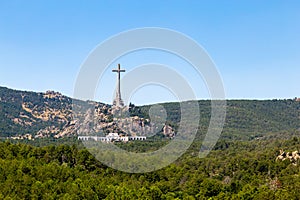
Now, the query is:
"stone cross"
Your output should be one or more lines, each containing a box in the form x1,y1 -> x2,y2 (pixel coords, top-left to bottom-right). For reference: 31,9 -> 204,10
112,64 -> 125,107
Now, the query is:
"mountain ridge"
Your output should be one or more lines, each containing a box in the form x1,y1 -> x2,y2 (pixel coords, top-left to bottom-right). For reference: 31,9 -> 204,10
0,86 -> 299,140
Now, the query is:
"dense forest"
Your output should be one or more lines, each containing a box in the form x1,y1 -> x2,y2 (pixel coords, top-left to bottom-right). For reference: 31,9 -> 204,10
1,136 -> 300,199
138,99 -> 300,142
1,86 -> 300,199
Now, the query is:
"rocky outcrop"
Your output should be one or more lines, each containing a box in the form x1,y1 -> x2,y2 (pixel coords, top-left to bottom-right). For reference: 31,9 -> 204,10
43,91 -> 63,99
276,149 -> 300,165
163,125 -> 175,137
0,86 -> 175,139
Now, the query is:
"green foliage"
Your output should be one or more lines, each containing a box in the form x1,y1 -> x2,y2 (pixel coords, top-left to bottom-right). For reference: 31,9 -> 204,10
1,86 -> 300,199
1,86 -> 300,141
1,136 -> 300,199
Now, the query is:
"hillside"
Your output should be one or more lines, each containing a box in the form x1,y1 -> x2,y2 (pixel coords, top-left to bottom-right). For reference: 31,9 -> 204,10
0,86 -> 72,137
139,100 -> 300,141
1,86 -> 300,199
0,86 -> 167,139
0,86 -> 299,140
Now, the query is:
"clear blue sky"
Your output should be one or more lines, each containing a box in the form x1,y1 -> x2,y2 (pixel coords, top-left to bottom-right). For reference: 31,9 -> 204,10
0,1 -> 299,105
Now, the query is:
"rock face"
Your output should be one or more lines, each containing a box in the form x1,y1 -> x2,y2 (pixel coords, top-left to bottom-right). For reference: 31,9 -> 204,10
0,86 -> 173,139
163,125 -> 175,137
43,91 -> 63,99
276,149 -> 300,165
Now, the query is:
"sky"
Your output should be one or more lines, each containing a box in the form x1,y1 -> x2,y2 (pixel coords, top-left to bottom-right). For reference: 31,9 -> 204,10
0,1 -> 299,105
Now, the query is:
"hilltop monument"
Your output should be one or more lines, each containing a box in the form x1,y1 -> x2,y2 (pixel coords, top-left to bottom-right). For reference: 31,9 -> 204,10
112,64 -> 125,107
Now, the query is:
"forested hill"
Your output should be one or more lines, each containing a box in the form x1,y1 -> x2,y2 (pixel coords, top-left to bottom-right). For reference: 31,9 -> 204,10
0,86 -> 299,140
1,86 -> 300,199
223,100 -> 300,139
143,99 -> 300,140
0,86 -> 73,137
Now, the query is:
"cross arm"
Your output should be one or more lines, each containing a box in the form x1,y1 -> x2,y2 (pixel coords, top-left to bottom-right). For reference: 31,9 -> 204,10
112,70 -> 126,72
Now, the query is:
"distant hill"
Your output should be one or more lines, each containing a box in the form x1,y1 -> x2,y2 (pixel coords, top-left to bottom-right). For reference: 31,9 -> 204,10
0,86 -> 164,139
0,86 -> 299,140
0,86 -> 76,137
144,100 -> 300,140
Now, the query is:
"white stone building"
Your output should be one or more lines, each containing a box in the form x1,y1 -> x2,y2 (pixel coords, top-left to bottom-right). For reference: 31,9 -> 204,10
78,133 -> 146,143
